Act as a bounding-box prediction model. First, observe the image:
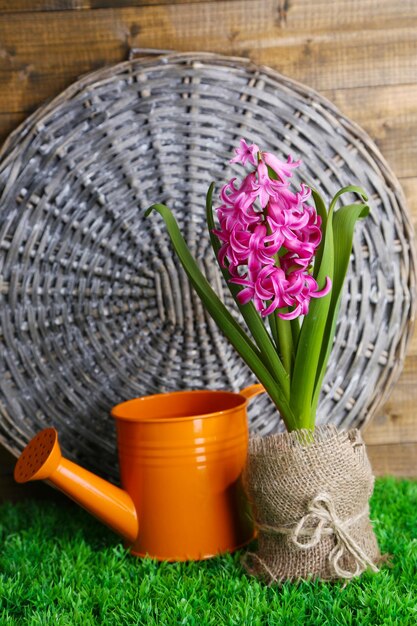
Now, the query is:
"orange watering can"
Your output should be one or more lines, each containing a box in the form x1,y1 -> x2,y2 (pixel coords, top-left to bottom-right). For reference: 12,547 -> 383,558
14,384 -> 263,561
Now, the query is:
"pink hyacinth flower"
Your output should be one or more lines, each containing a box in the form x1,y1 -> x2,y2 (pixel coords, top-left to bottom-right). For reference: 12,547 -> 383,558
258,268 -> 331,319
267,184 -> 311,219
277,275 -> 332,320
216,223 -> 281,276
282,274 -> 331,319
262,152 -> 301,181
254,162 -> 283,208
230,271 -> 265,312
220,174 -> 259,215
213,141 -> 331,321
230,139 -> 260,167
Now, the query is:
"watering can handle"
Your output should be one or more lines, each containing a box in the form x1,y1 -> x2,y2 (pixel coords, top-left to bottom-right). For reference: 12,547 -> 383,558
240,384 -> 265,401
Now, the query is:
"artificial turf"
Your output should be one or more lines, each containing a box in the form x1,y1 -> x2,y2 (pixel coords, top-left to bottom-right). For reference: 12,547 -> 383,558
0,478 -> 416,625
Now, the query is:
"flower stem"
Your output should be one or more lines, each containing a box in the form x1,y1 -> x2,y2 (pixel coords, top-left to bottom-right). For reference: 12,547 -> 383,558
276,314 -> 294,374
266,239 -> 294,375
268,308 -> 279,350
290,317 -> 300,349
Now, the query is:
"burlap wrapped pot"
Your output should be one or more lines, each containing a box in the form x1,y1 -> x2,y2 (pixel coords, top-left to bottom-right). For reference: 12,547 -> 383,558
243,426 -> 381,583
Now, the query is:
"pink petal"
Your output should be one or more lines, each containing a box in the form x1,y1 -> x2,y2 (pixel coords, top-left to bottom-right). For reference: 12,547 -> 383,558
277,305 -> 302,320
311,276 -> 332,298
230,139 -> 260,166
236,288 -> 255,305
262,152 -> 301,181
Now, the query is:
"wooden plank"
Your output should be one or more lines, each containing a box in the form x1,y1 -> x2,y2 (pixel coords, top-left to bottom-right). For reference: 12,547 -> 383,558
2,0 -> 416,22
366,442 -> 417,478
400,177 -> 417,219
403,326 -> 417,359
0,0 -> 234,12
0,112 -> 26,146
279,0 -> 417,32
0,2 -> 416,115
364,410 -> 417,447
363,358 -> 417,445
392,290 -> 417,359
254,29 -> 417,93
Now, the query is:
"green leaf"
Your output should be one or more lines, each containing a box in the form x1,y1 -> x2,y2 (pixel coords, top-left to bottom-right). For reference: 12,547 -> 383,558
328,185 -> 368,214
267,310 -> 280,351
310,202 -> 369,417
290,317 -> 301,350
266,165 -> 279,180
311,188 -> 328,279
146,202 -> 297,429
290,197 -> 335,429
291,186 -> 369,428
205,185 -> 290,398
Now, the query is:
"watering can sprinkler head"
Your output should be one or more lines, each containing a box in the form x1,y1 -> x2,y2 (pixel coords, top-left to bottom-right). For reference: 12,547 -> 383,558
14,428 -> 138,543
15,428 -> 61,483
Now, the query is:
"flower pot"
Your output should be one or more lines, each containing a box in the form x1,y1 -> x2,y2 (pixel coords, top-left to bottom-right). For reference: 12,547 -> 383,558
242,425 -> 381,582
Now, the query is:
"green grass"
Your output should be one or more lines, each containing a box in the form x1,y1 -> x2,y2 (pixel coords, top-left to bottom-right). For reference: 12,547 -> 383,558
0,478 -> 416,625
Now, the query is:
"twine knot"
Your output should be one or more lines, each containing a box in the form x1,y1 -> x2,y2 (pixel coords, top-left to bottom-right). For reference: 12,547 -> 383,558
289,492 -> 379,579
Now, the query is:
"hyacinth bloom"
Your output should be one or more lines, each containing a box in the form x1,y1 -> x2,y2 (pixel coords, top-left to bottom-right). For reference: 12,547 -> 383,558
214,140 -> 331,320
148,139 -> 369,431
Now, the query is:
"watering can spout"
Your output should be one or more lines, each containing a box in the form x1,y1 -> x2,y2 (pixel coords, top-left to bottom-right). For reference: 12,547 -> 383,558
14,428 -> 138,543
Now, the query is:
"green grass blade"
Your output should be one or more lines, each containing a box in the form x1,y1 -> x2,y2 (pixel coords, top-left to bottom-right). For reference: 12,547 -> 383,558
310,202 -> 369,418
1,479 -> 415,624
147,202 -> 296,427
205,185 -> 290,398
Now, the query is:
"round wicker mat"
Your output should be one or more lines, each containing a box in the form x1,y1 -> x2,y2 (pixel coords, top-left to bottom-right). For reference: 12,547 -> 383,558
0,53 -> 415,482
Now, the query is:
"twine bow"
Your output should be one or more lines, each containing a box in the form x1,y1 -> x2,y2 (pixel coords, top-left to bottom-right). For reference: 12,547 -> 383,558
261,492 -> 379,580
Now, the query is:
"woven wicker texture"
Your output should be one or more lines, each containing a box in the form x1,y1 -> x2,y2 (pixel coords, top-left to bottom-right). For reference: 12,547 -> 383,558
0,53 -> 415,482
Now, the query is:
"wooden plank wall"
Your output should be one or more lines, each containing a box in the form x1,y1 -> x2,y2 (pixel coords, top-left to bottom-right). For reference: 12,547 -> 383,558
0,0 -> 416,500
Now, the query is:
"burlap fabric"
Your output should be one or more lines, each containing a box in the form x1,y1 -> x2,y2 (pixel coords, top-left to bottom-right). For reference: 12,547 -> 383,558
243,426 -> 381,583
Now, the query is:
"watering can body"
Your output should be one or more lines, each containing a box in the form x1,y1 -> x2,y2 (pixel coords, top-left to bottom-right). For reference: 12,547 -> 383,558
14,385 -> 261,561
